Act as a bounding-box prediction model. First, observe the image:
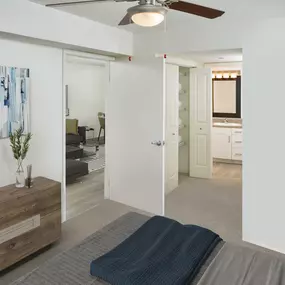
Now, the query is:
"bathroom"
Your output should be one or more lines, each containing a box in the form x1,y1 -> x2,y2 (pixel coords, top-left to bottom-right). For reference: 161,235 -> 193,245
210,63 -> 242,179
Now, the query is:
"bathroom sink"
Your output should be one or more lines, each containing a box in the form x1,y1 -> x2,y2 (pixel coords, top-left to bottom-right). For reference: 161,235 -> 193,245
213,122 -> 242,127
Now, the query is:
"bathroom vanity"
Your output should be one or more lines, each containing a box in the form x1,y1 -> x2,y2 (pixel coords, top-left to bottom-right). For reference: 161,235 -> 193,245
212,120 -> 243,162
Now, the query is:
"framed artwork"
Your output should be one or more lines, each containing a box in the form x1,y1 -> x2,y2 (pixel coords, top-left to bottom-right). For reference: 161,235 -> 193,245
0,66 -> 30,138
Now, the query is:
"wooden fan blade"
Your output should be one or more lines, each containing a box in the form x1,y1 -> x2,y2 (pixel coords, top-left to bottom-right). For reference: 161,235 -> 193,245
118,13 -> 134,25
46,0 -> 113,7
169,1 -> 225,19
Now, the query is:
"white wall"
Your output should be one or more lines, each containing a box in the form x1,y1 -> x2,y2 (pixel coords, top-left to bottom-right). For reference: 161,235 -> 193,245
65,61 -> 105,139
134,14 -> 285,253
205,62 -> 243,71
0,38 -> 63,187
0,0 -> 133,56
243,18 -> 285,253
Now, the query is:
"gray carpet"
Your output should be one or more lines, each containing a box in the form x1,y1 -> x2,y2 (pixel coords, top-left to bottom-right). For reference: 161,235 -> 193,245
166,175 -> 242,243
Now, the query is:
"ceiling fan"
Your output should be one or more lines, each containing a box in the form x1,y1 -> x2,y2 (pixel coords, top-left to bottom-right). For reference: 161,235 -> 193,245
46,0 -> 225,27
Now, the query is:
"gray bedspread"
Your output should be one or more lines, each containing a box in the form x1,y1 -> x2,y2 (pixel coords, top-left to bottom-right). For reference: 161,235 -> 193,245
197,243 -> 285,285
10,212 -> 285,285
10,212 -> 220,285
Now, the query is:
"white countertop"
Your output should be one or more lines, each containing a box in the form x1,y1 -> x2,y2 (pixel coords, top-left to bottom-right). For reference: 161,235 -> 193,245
213,122 -> 242,128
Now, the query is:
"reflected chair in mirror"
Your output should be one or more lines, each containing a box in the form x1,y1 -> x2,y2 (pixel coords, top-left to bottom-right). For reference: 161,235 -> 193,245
98,112 -> 105,144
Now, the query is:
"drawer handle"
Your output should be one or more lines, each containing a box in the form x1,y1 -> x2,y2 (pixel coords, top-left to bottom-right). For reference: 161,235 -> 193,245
234,131 -> 242,134
235,153 -> 242,156
235,141 -> 242,143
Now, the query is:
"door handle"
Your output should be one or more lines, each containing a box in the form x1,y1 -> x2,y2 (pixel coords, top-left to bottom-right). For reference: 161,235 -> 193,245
228,136 -> 231,143
151,140 -> 165,146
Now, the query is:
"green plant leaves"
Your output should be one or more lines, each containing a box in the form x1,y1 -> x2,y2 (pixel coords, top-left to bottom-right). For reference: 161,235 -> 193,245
9,128 -> 32,162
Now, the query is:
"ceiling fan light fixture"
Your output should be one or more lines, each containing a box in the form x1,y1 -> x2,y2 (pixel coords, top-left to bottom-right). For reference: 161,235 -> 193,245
132,12 -> 164,27
128,5 -> 167,27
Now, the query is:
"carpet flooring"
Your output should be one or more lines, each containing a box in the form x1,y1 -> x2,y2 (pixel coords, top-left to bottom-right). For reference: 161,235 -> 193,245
167,175 -> 242,243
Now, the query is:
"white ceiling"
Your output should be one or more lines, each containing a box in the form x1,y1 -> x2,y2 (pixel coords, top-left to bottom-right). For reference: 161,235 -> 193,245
178,49 -> 243,64
30,0 -> 285,33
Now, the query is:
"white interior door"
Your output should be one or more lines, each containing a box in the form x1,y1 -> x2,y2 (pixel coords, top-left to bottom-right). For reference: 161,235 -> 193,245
189,68 -> 212,178
165,63 -> 179,194
107,56 -> 165,215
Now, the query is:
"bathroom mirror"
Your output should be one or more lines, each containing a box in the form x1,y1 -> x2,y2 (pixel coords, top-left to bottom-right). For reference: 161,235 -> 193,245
212,76 -> 241,118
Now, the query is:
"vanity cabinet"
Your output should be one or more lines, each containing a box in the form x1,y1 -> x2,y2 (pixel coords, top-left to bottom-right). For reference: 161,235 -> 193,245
212,127 -> 243,161
231,128 -> 243,160
212,127 -> 232,159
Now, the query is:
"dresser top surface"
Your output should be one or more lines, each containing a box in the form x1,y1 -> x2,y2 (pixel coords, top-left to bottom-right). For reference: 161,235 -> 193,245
0,177 -> 60,200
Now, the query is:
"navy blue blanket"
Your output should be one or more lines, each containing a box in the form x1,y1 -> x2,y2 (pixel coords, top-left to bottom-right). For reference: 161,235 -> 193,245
90,216 -> 222,285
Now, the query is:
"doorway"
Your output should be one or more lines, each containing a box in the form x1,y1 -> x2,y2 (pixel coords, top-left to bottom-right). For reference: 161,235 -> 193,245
165,61 -> 213,195
63,51 -> 109,220
164,51 -> 242,242
210,65 -> 243,180
165,64 -> 191,195
165,52 -> 243,191
178,67 -> 190,176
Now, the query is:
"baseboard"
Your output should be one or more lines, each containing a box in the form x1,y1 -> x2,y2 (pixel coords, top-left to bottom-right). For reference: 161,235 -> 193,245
213,158 -> 242,165
242,237 -> 285,255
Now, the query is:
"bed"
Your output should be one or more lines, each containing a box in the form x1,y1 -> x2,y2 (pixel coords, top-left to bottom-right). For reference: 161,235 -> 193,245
11,212 -> 285,285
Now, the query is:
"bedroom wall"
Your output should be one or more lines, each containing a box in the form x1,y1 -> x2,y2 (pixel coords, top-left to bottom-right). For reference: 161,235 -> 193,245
0,38 -> 63,187
133,17 -> 285,253
243,18 -> 285,254
0,0 -> 133,56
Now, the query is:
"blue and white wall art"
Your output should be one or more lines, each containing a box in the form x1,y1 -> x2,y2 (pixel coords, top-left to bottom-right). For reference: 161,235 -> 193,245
0,66 -> 30,138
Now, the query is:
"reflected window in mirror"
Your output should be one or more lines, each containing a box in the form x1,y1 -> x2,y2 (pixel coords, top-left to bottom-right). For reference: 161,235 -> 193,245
212,71 -> 241,118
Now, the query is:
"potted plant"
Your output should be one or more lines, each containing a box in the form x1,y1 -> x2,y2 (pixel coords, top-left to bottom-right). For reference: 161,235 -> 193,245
9,128 -> 32,188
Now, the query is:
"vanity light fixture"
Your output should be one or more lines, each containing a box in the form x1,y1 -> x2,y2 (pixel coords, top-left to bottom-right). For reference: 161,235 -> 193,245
212,70 -> 240,79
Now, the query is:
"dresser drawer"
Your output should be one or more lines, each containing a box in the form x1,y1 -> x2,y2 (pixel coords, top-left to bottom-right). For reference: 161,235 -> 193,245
232,134 -> 243,146
232,128 -> 243,135
232,147 -> 243,161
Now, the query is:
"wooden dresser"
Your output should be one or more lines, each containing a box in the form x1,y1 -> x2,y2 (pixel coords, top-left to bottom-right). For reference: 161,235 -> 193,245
0,177 -> 61,270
